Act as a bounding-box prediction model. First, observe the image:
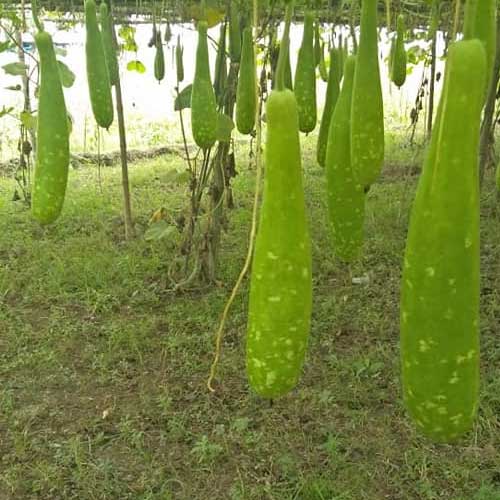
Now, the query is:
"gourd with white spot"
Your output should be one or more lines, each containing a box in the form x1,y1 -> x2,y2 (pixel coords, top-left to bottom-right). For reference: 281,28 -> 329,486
351,0 -> 384,188
31,30 -> 70,224
236,26 -> 257,135
400,39 -> 486,443
191,21 -> 218,150
325,56 -> 365,262
294,11 -> 317,133
246,1 -> 312,399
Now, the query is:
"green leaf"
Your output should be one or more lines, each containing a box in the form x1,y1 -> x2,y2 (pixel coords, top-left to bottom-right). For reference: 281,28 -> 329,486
144,220 -> 177,242
174,84 -> 192,111
127,60 -> 146,73
57,60 -> 76,88
20,111 -> 37,130
0,41 -> 11,53
216,113 -> 234,143
2,62 -> 28,76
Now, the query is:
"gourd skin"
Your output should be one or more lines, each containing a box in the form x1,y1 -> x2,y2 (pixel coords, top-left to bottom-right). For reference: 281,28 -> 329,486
325,56 -> 364,262
391,14 -> 407,88
191,21 -> 218,150
246,88 -> 312,399
294,11 -> 317,133
401,40 -> 486,443
99,2 -> 119,87
351,0 -> 384,188
473,0 -> 497,98
85,0 -> 114,129
154,31 -> 165,82
496,161 -> 500,193
314,21 -> 321,66
316,48 -> 340,168
32,31 -> 70,225
236,27 -> 256,134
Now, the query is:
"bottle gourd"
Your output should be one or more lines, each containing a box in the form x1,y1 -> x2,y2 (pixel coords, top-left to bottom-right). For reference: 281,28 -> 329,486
294,11 -> 317,134
191,21 -> 218,150
85,0 -> 114,129
99,2 -> 119,87
391,14 -> 407,88
236,26 -> 257,135
154,30 -> 165,83
246,1 -> 312,399
31,30 -> 70,224
316,48 -> 340,168
400,39 -> 486,443
351,0 -> 384,188
325,56 -> 365,262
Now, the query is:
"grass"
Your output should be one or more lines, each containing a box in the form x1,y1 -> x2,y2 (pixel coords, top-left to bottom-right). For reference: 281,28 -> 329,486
0,134 -> 499,499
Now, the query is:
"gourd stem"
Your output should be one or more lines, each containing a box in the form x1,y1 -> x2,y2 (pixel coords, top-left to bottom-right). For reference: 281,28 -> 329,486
32,0 -> 44,32
275,1 -> 294,91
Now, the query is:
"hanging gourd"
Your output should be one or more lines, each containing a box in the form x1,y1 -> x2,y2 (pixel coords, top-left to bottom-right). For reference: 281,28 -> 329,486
351,0 -> 384,188
400,39 -> 486,443
496,161 -> 500,192
176,35 -> 184,83
471,0 -> 497,99
314,21 -> 321,66
316,48 -> 340,168
246,0 -> 312,399
236,26 -> 257,134
85,0 -> 113,129
154,29 -> 165,83
31,27 -> 70,224
229,0 -> 241,63
191,20 -> 218,150
337,34 -> 345,81
99,1 -> 119,87
213,22 -> 228,106
391,14 -> 407,88
318,43 -> 328,82
325,56 -> 365,262
294,11 -> 317,133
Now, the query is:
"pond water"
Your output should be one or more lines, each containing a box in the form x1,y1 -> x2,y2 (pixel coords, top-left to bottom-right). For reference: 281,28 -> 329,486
0,19 -> 446,161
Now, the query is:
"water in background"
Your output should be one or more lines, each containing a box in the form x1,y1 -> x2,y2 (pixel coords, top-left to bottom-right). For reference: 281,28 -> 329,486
0,20 -> 446,161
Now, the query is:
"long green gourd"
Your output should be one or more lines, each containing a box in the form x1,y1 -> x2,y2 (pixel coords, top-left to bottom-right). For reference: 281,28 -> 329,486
351,0 -> 384,188
294,11 -> 317,133
325,56 -> 365,262
229,0 -> 241,63
213,22 -> 228,106
284,43 -> 293,90
32,30 -> 70,224
316,48 -> 340,168
191,21 -> 218,150
400,39 -> 486,443
314,21 -> 321,66
236,26 -> 257,134
154,30 -> 165,83
337,35 -> 345,81
318,43 -> 328,82
85,0 -> 113,129
176,35 -> 184,83
99,2 -> 119,87
496,161 -> 500,193
472,0 -> 497,99
246,0 -> 312,399
391,14 -> 407,87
